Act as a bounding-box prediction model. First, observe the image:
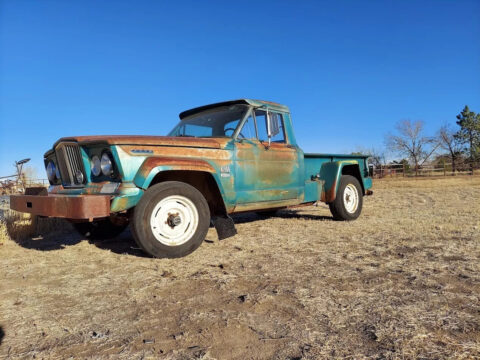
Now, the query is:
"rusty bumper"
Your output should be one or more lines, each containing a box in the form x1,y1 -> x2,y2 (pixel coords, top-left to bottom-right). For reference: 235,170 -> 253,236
10,194 -> 111,220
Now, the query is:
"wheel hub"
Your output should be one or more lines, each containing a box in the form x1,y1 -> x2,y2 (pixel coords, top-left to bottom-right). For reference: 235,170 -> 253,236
343,184 -> 359,214
166,212 -> 182,228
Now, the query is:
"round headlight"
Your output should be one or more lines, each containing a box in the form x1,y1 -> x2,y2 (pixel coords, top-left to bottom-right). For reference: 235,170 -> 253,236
75,169 -> 84,184
90,155 -> 101,177
101,152 -> 113,176
46,161 -> 57,182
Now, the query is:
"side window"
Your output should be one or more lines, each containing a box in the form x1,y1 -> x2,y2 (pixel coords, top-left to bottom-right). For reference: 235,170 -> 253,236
254,110 -> 286,143
239,113 -> 257,139
255,110 -> 268,141
270,112 -> 286,143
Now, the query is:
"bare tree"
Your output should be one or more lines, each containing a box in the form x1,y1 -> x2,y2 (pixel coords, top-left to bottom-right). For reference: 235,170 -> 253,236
352,146 -> 386,167
386,120 -> 439,176
437,125 -> 463,174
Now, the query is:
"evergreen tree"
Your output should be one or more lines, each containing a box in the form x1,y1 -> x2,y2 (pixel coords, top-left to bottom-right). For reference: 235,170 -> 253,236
455,106 -> 480,172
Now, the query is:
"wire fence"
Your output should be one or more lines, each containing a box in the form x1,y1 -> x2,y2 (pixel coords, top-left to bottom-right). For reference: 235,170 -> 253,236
24,179 -> 49,187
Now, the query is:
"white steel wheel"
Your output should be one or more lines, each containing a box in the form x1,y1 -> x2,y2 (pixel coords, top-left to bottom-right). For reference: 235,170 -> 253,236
149,195 -> 199,246
329,175 -> 363,221
343,183 -> 359,214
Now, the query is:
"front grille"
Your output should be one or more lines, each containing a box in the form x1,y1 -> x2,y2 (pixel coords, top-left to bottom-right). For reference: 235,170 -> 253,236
55,142 -> 86,187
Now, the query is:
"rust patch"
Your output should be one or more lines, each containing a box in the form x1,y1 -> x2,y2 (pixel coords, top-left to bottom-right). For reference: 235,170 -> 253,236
321,178 -> 337,203
53,136 -> 231,149
232,198 -> 300,213
10,194 -> 111,220
120,145 -> 231,161
137,156 -> 216,179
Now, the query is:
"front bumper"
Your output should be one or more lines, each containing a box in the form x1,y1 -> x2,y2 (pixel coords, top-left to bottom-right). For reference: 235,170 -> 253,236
10,194 -> 111,220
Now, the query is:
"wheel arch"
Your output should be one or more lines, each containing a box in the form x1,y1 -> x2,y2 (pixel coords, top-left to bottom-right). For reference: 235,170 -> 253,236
319,160 -> 363,203
341,164 -> 365,195
142,170 -> 228,217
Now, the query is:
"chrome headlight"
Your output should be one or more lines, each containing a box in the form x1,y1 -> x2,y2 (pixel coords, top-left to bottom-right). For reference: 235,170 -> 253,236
90,155 -> 101,177
101,152 -> 113,176
46,161 -> 57,182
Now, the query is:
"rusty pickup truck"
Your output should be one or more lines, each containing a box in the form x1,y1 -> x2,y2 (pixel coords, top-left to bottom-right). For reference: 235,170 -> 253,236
11,99 -> 372,258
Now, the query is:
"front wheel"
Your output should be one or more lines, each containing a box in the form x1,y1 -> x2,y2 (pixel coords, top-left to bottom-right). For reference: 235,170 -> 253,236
131,181 -> 210,258
328,175 -> 363,221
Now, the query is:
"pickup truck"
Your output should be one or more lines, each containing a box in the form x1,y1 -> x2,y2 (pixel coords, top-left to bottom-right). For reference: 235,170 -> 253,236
11,99 -> 372,258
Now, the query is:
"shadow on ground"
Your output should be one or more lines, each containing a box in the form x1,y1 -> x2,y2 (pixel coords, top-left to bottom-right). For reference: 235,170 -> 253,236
10,226 -> 150,258
0,326 -> 4,346
10,210 -> 333,257
232,209 -> 333,224
89,229 -> 151,258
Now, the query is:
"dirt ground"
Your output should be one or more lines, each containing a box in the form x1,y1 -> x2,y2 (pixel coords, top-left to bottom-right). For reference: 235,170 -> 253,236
1,177 -> 479,359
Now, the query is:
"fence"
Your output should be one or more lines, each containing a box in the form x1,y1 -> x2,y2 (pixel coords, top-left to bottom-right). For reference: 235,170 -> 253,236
0,179 -> 49,194
24,179 -> 49,187
372,161 -> 480,178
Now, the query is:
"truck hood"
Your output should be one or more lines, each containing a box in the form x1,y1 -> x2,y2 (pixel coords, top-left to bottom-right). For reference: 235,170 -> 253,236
52,135 -> 229,149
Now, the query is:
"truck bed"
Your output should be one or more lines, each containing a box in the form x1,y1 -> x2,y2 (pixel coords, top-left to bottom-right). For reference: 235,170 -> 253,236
302,153 -> 369,203
304,153 -> 369,177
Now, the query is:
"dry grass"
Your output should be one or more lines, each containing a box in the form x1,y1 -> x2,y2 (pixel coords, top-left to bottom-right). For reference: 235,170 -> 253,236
0,210 -> 70,242
0,177 -> 479,359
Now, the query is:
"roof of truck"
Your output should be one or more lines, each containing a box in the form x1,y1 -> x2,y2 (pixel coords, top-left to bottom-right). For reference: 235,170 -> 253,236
179,99 -> 290,119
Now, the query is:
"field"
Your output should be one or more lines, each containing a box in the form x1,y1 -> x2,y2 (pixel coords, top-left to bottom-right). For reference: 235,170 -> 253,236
1,177 -> 479,359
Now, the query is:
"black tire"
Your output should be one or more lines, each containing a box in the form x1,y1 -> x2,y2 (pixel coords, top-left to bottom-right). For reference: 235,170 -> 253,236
131,181 -> 210,258
73,217 -> 128,240
328,175 -> 363,221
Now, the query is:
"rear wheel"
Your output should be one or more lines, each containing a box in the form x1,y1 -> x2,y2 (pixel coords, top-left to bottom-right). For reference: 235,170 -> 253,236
328,175 -> 363,221
131,181 -> 210,258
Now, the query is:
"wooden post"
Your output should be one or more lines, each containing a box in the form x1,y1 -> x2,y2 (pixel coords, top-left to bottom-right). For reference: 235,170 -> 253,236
403,162 -> 405,177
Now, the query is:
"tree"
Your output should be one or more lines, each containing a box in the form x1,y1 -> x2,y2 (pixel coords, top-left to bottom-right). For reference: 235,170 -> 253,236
437,124 -> 463,174
351,147 -> 386,167
386,120 -> 439,176
455,105 -> 480,173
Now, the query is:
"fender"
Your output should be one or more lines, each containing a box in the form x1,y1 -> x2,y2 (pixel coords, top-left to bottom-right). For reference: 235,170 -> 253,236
133,156 -> 216,189
319,160 -> 359,203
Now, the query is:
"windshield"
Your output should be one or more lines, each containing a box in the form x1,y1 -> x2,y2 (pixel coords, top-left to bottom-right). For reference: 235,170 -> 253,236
168,104 -> 249,138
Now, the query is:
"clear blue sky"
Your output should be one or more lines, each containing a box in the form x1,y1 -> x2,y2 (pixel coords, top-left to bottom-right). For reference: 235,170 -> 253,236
1,0 -> 479,178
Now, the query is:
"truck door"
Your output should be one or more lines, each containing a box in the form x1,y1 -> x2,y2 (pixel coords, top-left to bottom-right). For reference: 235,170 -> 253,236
234,108 -> 302,205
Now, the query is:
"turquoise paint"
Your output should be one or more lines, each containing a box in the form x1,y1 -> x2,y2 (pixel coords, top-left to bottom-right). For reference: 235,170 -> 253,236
303,180 -> 323,202
110,186 -> 144,212
111,146 -> 147,182
134,163 -> 177,189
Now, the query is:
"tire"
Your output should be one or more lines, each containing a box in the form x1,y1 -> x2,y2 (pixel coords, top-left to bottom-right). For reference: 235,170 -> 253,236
131,181 -> 210,258
328,175 -> 363,221
73,217 -> 128,240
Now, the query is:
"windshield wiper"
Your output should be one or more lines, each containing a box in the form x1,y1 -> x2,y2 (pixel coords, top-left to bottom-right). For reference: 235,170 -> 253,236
177,134 -> 196,137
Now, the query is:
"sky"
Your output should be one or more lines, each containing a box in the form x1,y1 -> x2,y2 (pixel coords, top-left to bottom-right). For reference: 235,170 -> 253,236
1,0 -> 479,178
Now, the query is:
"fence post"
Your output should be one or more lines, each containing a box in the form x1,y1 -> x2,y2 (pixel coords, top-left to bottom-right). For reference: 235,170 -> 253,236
402,162 -> 405,177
